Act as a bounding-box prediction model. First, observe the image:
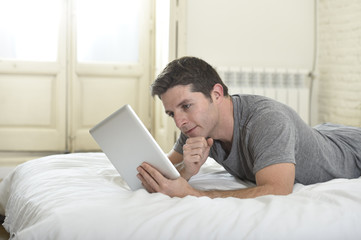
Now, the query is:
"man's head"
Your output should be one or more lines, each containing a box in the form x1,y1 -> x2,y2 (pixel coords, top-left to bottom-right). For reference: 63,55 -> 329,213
151,56 -> 229,100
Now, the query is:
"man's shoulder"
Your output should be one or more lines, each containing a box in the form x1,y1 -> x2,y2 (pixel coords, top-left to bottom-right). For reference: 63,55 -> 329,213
233,94 -> 291,122
233,94 -> 281,109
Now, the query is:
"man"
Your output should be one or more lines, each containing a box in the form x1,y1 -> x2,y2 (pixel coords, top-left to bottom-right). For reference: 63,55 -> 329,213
137,56 -> 361,199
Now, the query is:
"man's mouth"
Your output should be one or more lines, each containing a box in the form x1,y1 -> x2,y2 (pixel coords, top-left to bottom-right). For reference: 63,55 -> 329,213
185,126 -> 197,136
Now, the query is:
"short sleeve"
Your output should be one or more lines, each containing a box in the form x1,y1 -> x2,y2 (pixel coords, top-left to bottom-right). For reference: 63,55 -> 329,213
248,111 -> 297,175
173,132 -> 188,154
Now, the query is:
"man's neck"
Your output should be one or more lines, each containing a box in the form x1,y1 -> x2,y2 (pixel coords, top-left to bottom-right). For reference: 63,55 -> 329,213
212,96 -> 234,144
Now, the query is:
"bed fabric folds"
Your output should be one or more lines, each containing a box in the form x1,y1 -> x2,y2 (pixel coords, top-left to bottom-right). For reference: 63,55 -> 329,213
0,152 -> 360,240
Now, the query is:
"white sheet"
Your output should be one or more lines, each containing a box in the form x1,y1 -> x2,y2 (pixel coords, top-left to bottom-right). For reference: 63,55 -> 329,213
1,153 -> 361,240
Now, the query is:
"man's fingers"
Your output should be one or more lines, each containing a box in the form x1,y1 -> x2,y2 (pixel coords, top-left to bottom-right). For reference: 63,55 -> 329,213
137,162 -> 168,192
184,137 -> 213,151
137,164 -> 159,191
184,146 -> 203,156
183,137 -> 213,163
183,141 -> 208,154
184,136 -> 204,143
137,172 -> 155,193
207,138 -> 214,148
183,143 -> 205,152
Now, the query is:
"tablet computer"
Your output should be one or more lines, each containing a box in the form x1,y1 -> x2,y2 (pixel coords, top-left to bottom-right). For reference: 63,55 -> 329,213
89,104 -> 180,190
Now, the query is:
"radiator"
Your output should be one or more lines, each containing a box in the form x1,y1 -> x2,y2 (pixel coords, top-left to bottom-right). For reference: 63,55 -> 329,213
217,67 -> 311,125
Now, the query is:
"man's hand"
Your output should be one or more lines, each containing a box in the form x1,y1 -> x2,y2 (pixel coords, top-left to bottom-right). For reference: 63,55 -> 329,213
181,137 -> 214,180
137,162 -> 201,198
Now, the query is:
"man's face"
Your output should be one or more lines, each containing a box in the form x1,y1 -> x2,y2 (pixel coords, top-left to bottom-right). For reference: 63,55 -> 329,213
160,85 -> 218,138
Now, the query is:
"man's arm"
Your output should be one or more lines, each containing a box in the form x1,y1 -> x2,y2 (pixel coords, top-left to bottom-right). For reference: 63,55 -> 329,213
167,149 -> 183,164
197,162 -> 295,198
167,149 -> 189,178
137,162 -> 295,199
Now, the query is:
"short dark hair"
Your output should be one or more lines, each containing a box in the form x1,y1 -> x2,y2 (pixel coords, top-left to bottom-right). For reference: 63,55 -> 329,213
151,56 -> 229,99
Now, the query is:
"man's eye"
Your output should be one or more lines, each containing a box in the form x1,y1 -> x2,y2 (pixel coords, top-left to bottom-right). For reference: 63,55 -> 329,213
183,104 -> 191,110
168,112 -> 174,118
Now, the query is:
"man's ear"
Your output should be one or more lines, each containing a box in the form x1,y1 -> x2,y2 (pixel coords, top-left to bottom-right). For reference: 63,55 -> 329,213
211,84 -> 224,102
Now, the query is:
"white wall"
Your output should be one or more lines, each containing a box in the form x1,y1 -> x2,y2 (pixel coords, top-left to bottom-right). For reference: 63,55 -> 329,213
181,0 -> 315,70
318,0 -> 361,127
154,0 -> 317,151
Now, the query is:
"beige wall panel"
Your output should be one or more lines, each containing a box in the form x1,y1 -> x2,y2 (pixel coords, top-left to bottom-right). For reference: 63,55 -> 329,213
80,77 -> 138,126
0,75 -> 54,126
72,76 -> 139,151
0,74 -> 65,151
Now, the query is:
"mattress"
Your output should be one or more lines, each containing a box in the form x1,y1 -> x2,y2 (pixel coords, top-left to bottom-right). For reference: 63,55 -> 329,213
1,152 -> 360,239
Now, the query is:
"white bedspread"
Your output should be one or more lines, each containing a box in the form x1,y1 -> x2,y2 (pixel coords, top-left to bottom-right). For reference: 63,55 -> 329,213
1,153 -> 361,240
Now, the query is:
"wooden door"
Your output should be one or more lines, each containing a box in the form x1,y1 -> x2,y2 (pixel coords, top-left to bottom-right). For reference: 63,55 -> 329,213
69,0 -> 154,151
0,0 -> 154,154
0,0 -> 66,152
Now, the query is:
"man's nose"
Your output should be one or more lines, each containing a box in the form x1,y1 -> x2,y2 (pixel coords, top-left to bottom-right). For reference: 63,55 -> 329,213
174,112 -> 187,129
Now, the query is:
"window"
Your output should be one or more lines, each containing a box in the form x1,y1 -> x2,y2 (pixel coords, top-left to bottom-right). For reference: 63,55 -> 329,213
0,0 -> 141,64
0,0 -> 60,61
76,0 -> 140,63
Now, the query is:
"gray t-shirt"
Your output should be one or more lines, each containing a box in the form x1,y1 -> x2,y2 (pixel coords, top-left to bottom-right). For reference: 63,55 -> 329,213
174,94 -> 361,185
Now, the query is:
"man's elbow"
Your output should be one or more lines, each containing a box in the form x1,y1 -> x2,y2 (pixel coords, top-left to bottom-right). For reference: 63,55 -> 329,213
265,184 -> 294,196
275,186 -> 293,196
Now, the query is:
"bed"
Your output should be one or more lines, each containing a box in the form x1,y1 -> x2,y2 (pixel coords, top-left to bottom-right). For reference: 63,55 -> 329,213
1,152 -> 360,240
